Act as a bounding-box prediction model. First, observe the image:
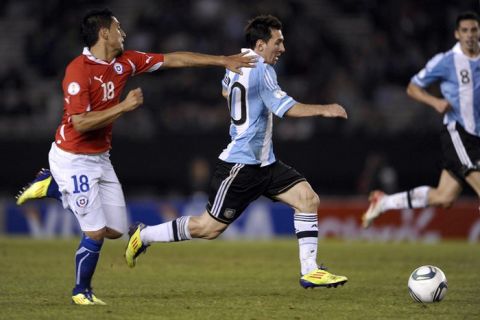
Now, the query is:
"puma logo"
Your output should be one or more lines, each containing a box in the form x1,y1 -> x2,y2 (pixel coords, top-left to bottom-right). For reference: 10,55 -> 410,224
93,75 -> 104,84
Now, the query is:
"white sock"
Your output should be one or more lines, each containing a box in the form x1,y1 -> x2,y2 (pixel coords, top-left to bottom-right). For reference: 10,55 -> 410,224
141,216 -> 191,244
382,186 -> 430,211
294,213 -> 319,275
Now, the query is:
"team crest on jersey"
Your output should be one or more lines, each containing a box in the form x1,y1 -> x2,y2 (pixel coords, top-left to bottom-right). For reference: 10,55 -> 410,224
67,82 -> 80,95
273,89 -> 286,99
114,62 -> 124,74
75,195 -> 89,208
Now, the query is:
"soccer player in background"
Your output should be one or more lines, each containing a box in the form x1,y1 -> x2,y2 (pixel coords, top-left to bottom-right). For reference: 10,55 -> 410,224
125,14 -> 349,289
15,8 -> 255,305
362,12 -> 480,228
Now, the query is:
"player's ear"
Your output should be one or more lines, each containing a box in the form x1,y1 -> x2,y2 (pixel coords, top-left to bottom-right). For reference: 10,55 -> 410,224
99,27 -> 109,41
454,29 -> 460,41
255,39 -> 266,52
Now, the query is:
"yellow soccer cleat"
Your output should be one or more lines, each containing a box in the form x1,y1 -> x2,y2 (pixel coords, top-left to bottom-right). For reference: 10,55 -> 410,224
72,292 -> 106,305
300,268 -> 348,288
16,168 -> 53,205
90,293 -> 107,305
125,222 -> 149,268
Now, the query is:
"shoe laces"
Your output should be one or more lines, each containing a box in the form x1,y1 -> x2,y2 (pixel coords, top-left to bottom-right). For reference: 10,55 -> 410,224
319,263 -> 328,271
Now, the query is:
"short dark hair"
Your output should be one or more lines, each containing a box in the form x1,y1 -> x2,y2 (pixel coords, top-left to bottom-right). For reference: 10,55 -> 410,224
81,8 -> 115,47
245,15 -> 282,49
456,11 -> 480,29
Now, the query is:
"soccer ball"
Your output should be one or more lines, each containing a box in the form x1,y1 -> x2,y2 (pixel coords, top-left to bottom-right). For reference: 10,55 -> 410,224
408,265 -> 448,303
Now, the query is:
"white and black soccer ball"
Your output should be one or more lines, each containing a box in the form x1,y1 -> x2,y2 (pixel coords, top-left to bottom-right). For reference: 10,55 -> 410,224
408,265 -> 448,303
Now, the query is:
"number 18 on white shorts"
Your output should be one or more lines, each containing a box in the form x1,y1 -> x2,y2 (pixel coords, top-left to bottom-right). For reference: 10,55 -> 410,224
48,142 -> 127,233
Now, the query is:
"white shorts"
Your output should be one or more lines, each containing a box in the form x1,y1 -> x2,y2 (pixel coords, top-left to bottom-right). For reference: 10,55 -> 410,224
48,143 -> 127,233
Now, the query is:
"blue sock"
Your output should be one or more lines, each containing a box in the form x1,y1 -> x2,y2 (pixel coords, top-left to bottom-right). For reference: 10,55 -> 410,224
72,234 -> 103,295
47,177 -> 62,201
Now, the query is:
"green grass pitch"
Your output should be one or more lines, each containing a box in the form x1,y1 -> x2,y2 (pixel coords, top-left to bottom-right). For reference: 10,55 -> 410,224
0,238 -> 479,320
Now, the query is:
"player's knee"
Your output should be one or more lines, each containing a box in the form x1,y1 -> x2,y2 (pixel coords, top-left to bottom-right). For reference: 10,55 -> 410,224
311,192 -> 321,209
105,227 -> 123,239
84,227 -> 107,241
297,190 -> 320,212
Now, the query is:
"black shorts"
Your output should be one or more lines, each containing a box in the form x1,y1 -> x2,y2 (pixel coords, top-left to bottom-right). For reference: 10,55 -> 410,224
206,160 -> 306,224
440,122 -> 480,181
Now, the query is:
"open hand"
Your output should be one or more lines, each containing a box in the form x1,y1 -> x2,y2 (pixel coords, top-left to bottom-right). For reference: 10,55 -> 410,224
224,52 -> 257,75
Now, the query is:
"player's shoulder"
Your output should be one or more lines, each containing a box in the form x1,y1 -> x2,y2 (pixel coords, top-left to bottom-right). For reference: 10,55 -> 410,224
230,60 -> 267,83
425,50 -> 452,70
119,50 -> 136,57
243,61 -> 272,88
257,59 -> 277,73
66,54 -> 86,68
262,62 -> 279,82
434,47 -> 455,61
247,60 -> 270,79
65,55 -> 89,77
119,50 -> 151,60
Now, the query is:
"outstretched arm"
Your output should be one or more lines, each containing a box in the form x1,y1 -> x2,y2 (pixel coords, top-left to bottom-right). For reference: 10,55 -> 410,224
285,102 -> 348,119
162,52 -> 256,75
406,82 -> 450,114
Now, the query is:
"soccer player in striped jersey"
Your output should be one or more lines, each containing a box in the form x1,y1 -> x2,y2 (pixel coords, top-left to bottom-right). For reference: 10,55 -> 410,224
15,8 -> 255,305
126,15 -> 349,289
363,12 -> 480,228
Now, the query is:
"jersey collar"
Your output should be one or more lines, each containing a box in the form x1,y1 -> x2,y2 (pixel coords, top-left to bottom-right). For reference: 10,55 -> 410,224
452,42 -> 480,61
82,47 -> 117,65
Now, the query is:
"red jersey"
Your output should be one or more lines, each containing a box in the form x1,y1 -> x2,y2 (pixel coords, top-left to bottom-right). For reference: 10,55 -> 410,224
55,48 -> 164,154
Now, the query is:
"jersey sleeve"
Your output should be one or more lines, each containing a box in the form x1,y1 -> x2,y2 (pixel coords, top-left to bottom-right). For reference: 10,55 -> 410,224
123,50 -> 164,76
259,65 -> 296,118
411,53 -> 446,88
63,62 -> 91,115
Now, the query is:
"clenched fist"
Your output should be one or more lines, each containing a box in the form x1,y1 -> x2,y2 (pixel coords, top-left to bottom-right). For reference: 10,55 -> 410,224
122,88 -> 144,112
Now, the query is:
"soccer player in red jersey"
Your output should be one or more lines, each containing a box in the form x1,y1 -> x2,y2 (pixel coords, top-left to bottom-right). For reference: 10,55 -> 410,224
15,8 -> 255,305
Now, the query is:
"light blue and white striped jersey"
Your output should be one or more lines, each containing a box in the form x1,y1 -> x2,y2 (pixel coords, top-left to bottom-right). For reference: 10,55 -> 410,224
412,42 -> 480,136
219,49 -> 297,166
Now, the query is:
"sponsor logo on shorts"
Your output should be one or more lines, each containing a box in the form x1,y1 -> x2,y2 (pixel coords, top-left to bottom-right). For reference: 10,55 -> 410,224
224,208 -> 236,219
75,195 -> 89,208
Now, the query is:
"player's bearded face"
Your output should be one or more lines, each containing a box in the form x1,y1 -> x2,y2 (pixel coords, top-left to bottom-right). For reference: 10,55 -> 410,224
455,20 -> 480,53
262,29 -> 285,65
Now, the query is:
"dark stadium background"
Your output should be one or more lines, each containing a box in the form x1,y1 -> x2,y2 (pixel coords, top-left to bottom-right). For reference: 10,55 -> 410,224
0,0 -> 476,198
